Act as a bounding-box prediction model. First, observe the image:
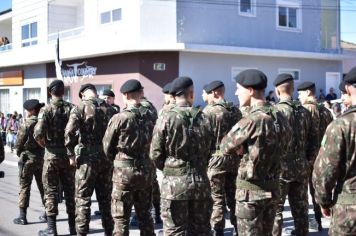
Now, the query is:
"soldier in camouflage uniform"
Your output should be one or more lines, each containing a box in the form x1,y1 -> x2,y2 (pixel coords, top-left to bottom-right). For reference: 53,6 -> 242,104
64,83 -> 113,236
297,81 -> 333,231
158,82 -> 175,117
103,79 -> 155,236
102,89 -> 121,114
202,80 -> 242,236
34,80 -> 76,236
220,69 -> 291,236
312,67 -> 356,235
13,99 -> 45,225
272,74 -> 318,236
150,76 -> 213,235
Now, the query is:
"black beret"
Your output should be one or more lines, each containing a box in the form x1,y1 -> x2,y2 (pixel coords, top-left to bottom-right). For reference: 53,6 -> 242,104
48,80 -> 64,92
274,73 -> 294,87
297,81 -> 315,91
339,80 -> 346,93
344,66 -> 356,84
234,69 -> 267,90
120,79 -> 144,94
162,82 -> 172,94
205,80 -> 224,93
203,83 -> 209,92
170,76 -> 193,96
102,89 -> 115,97
79,83 -> 97,98
23,99 -> 45,111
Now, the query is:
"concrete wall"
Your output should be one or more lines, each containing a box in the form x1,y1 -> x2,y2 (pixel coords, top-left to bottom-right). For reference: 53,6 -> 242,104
177,0 -> 326,52
343,49 -> 356,74
179,52 -> 342,106
0,64 -> 47,115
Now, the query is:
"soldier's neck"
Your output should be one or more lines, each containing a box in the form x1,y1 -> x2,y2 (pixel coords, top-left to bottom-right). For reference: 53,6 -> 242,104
126,99 -> 140,107
250,97 -> 265,107
278,94 -> 292,101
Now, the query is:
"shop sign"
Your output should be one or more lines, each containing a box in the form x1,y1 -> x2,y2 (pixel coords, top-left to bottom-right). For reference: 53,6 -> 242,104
0,70 -> 24,86
61,61 -> 97,84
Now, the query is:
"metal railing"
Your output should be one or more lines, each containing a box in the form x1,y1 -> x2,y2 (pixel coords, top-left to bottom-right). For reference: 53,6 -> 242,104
48,26 -> 85,41
0,43 -> 12,52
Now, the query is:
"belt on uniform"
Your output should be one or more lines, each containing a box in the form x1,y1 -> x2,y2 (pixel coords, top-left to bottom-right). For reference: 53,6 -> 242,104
113,159 -> 147,168
236,178 -> 278,191
163,166 -> 189,176
45,147 -> 67,155
337,193 -> 356,205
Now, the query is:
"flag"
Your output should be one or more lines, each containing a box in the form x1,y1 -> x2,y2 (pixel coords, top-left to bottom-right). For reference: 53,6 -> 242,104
55,34 -> 63,80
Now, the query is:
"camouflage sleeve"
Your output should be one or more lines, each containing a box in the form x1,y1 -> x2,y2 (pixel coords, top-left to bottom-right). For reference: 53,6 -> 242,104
33,107 -> 48,146
149,114 -> 167,170
64,107 -> 81,156
306,107 -> 320,164
0,138 -> 4,164
304,111 -> 318,163
103,116 -> 120,161
312,121 -> 343,208
15,122 -> 28,157
220,118 -> 254,156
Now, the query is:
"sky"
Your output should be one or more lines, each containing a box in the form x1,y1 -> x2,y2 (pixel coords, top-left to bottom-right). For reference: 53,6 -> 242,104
0,0 -> 355,43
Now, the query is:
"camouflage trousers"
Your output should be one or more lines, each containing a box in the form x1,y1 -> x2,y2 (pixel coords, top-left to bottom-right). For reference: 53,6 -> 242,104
309,172 -> 322,225
75,158 -> 113,234
208,171 -> 237,230
236,196 -> 278,236
161,198 -> 212,236
329,204 -> 356,235
272,179 -> 309,236
152,172 -> 160,206
42,155 -> 75,216
111,185 -> 155,236
18,158 -> 45,208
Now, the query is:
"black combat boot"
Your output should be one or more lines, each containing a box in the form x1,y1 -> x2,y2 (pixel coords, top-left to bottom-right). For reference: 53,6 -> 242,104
77,233 -> 86,236
104,230 -> 112,236
13,207 -> 28,225
212,229 -> 224,236
39,211 -> 47,223
233,224 -> 238,236
68,214 -> 76,235
38,216 -> 58,236
153,203 -> 163,224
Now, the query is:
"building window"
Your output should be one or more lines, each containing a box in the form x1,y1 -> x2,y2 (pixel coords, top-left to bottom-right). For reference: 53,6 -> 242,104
278,69 -> 300,81
239,0 -> 256,17
277,1 -> 302,32
100,8 -> 122,24
23,88 -> 41,102
21,22 -> 38,47
0,89 -> 10,115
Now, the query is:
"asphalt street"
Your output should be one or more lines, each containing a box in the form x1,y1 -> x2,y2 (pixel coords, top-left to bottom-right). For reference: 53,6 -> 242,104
0,148 -> 330,236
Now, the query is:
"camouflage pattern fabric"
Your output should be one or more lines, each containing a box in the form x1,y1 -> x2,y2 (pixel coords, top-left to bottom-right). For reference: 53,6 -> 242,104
33,98 -> 75,217
65,98 -> 113,234
220,102 -> 292,236
103,103 -> 155,235
203,99 -> 242,230
272,98 -> 315,236
150,100 -> 213,235
303,98 -> 333,226
0,136 -> 3,164
312,106 -> 356,235
15,115 -> 45,208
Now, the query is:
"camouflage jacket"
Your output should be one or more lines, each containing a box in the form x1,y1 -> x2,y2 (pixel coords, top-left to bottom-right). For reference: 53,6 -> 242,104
203,99 -> 242,173
0,137 -> 4,164
103,104 -> 155,189
15,116 -> 44,158
65,98 -> 109,157
34,98 -> 74,156
312,106 -> 356,208
140,98 -> 158,134
220,102 -> 292,200
275,98 -> 317,180
150,100 -> 213,200
302,98 -> 322,161
158,101 -> 176,117
112,104 -> 121,114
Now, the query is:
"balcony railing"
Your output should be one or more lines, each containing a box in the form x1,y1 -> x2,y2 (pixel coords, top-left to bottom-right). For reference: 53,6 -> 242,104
48,26 -> 85,42
0,43 -> 12,52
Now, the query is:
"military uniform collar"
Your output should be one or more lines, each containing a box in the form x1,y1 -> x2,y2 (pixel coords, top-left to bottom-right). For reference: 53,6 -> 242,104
50,97 -> 63,103
175,100 -> 191,107
304,97 -> 318,105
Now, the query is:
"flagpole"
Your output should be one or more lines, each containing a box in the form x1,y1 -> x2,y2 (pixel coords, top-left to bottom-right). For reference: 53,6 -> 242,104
55,32 -> 63,80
